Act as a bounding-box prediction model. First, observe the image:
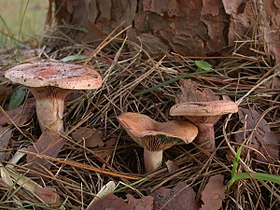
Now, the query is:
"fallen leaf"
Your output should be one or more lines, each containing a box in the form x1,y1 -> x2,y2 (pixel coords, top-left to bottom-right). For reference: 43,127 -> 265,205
263,132 -> 280,160
0,85 -> 12,104
200,174 -> 225,210
94,136 -> 117,160
235,108 -> 280,162
26,132 -> 66,170
34,186 -> 61,207
0,98 -> 35,126
176,79 -> 219,104
87,193 -> 127,210
165,160 -> 179,172
0,126 -> 12,161
265,76 -> 280,92
87,193 -> 153,210
127,194 -> 153,210
151,182 -> 198,210
72,127 -> 104,148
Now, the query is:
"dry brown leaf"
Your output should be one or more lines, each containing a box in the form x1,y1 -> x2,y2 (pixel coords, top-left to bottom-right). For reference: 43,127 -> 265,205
236,108 -> 279,162
72,132 -> 116,162
34,186 -> 61,207
151,182 -> 198,210
0,98 -> 35,126
265,76 -> 280,90
176,79 -> 219,103
87,193 -> 127,210
126,194 -> 153,210
165,160 -> 179,172
0,126 -> 12,161
26,132 -> 65,169
0,85 -> 12,104
94,136 -> 117,160
87,193 -> 153,210
200,174 -> 225,210
72,127 -> 104,148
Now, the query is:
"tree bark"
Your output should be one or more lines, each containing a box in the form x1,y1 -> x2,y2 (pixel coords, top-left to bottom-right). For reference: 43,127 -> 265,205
49,0 -> 280,60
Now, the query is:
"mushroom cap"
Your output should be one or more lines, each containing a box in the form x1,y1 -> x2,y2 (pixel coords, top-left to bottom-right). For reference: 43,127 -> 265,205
170,100 -> 238,117
117,112 -> 198,151
5,62 -> 102,90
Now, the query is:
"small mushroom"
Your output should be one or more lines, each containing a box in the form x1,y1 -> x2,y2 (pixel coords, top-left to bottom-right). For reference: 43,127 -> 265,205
5,62 -> 102,132
117,112 -> 198,172
170,79 -> 238,151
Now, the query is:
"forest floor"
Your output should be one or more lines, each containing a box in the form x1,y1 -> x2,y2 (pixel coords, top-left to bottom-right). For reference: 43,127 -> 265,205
0,2 -> 279,210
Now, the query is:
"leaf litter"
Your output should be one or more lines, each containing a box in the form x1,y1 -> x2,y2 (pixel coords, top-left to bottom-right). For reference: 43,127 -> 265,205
26,132 -> 66,170
87,193 -> 153,210
235,107 -> 280,162
0,126 -> 13,160
72,126 -> 104,148
200,174 -> 225,210
90,175 -> 225,210
151,182 -> 198,210
0,98 -> 35,126
0,14 -> 279,209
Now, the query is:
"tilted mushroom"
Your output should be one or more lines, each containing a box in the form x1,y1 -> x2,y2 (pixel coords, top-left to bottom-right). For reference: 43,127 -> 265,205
5,62 -> 102,132
117,112 -> 198,172
170,79 -> 238,151
5,62 -> 102,166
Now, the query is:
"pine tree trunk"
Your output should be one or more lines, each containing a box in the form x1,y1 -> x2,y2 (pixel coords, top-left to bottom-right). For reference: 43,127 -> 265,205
49,0 -> 280,60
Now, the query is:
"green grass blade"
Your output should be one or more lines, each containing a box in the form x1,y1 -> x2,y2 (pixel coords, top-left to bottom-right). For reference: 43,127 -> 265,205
231,144 -> 244,177
113,177 -> 147,193
134,66 -> 271,97
18,0 -> 29,42
227,143 -> 280,190
61,55 -> 88,62
227,172 -> 280,190
134,69 -> 215,97
0,15 -> 18,48
237,172 -> 280,184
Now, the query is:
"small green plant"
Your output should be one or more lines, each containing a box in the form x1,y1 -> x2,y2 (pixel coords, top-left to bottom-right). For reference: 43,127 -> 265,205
194,60 -> 213,71
8,87 -> 27,110
227,144 -> 280,190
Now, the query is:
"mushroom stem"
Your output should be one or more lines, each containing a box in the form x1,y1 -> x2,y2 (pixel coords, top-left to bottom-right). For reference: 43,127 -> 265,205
144,149 -> 163,172
30,87 -> 70,132
36,97 -> 65,132
196,123 -> 215,151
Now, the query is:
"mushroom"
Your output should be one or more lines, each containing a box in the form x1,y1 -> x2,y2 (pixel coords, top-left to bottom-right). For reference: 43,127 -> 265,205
5,62 -> 102,132
117,112 -> 198,172
170,79 -> 238,151
5,62 -> 102,168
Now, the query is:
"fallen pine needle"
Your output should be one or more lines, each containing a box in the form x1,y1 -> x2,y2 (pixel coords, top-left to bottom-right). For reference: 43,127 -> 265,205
22,150 -> 142,180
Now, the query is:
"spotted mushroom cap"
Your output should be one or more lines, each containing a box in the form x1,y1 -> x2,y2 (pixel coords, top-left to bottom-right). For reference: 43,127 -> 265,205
170,100 -> 238,117
117,112 -> 198,151
5,62 -> 102,90
170,100 -> 238,124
